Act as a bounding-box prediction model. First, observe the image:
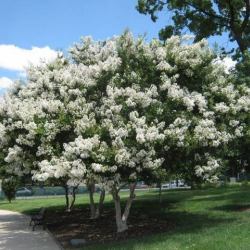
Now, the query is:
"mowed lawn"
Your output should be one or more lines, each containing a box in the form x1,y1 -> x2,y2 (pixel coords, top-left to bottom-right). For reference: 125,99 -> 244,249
1,185 -> 250,250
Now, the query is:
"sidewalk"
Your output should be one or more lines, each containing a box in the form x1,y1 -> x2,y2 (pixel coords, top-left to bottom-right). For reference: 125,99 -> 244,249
0,209 -> 62,250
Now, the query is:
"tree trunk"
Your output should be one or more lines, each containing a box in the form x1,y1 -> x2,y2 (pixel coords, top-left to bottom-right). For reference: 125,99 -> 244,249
113,193 -> 128,233
63,185 -> 70,212
159,182 -> 162,204
227,1 -> 249,54
112,183 -> 136,233
88,183 -> 96,219
94,188 -> 105,219
176,179 -> 179,187
69,186 -> 78,211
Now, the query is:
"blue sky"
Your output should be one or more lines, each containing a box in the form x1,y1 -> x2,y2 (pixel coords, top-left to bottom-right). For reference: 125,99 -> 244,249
0,0 -> 235,94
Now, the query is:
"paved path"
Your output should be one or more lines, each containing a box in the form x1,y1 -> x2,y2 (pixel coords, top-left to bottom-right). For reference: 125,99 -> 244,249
0,209 -> 62,250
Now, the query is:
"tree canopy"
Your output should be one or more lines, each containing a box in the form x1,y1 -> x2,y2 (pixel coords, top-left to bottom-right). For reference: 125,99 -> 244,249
0,32 -> 249,232
137,0 -> 250,55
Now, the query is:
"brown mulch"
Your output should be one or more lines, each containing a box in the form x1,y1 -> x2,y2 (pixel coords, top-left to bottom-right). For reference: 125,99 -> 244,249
45,207 -> 175,248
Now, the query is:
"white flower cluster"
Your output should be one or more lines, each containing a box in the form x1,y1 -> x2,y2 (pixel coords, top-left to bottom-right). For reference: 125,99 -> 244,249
160,76 -> 207,112
4,145 -> 23,164
194,119 -> 232,147
63,135 -> 100,159
214,102 -> 230,113
164,118 -> 191,147
0,123 -> 7,147
195,154 -> 221,183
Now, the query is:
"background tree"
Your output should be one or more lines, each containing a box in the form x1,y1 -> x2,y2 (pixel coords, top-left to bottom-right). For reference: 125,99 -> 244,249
236,51 -> 250,83
143,168 -> 169,204
225,57 -> 250,178
2,177 -> 18,203
136,0 -> 250,55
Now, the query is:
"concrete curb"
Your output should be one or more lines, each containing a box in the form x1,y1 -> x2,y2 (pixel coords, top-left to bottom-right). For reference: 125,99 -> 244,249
25,212 -> 64,250
46,227 -> 64,250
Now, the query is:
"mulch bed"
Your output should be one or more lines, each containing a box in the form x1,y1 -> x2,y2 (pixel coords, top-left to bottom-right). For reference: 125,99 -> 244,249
45,206 -> 175,248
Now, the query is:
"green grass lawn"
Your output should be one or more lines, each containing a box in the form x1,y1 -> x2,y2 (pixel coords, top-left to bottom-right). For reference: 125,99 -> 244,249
1,186 -> 250,250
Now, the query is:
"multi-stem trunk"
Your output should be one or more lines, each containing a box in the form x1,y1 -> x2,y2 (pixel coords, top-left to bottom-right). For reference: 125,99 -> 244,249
64,185 -> 78,212
69,186 -> 78,211
112,183 -> 136,233
95,188 -> 105,218
88,183 -> 106,219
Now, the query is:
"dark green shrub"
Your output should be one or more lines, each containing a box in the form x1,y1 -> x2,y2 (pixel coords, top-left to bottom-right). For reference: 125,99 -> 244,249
2,177 -> 18,203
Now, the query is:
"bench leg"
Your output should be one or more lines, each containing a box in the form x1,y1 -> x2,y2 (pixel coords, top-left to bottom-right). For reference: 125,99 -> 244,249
29,219 -> 33,226
32,221 -> 45,231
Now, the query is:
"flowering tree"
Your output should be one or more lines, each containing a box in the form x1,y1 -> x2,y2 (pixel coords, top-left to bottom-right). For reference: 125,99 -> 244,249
67,32 -> 249,231
0,58 -> 92,211
25,57 -> 107,214
0,32 -> 249,233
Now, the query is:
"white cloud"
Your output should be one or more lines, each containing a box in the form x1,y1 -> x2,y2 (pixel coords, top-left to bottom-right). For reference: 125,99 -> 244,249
0,77 -> 14,89
0,45 -> 58,72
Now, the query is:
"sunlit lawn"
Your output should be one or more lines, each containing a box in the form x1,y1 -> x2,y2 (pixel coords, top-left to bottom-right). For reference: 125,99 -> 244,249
1,185 -> 250,250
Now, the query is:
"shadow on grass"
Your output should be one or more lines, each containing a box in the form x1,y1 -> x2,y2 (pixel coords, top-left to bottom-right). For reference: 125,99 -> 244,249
17,191 -> 237,250
18,190 -> 189,215
0,202 -> 10,206
2,186 -> 248,250
190,189 -> 250,203
151,186 -> 248,203
81,211 -> 235,250
211,203 -> 250,212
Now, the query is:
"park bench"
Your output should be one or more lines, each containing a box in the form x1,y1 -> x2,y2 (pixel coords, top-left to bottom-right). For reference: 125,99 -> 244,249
29,207 -> 46,231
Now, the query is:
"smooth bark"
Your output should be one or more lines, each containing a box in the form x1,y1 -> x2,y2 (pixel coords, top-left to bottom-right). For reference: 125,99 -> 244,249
63,185 -> 70,211
88,182 -> 96,219
64,185 -> 78,212
88,183 -> 106,219
95,188 -> 105,218
112,183 -> 136,233
69,186 -> 78,211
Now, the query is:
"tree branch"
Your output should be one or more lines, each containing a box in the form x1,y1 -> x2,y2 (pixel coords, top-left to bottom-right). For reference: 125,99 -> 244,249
241,0 -> 250,33
183,0 -> 230,27
226,0 -> 248,53
122,183 -> 136,222
227,0 -> 236,28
